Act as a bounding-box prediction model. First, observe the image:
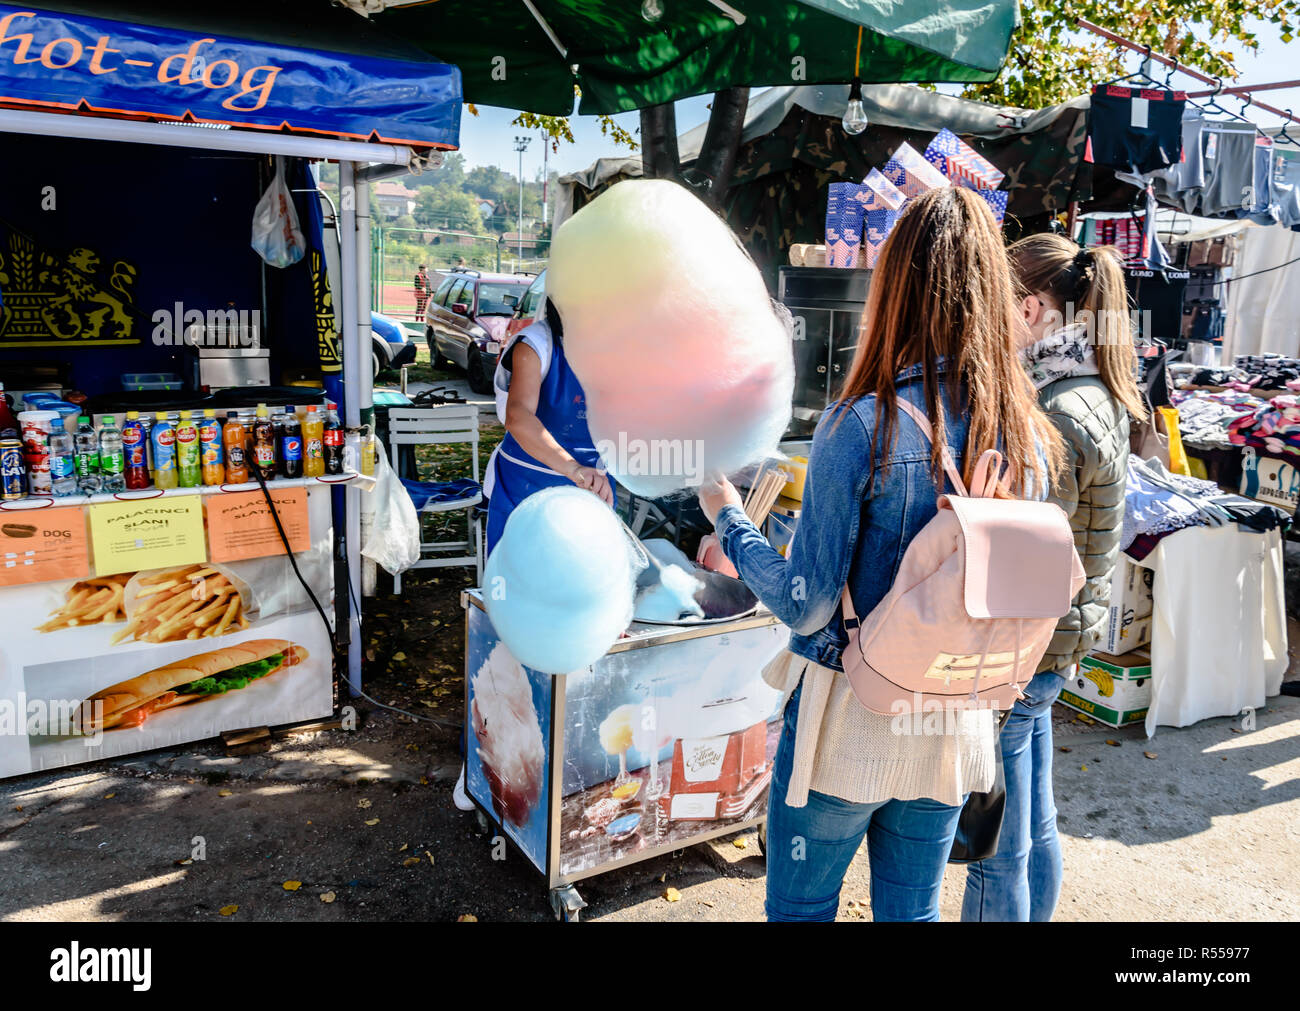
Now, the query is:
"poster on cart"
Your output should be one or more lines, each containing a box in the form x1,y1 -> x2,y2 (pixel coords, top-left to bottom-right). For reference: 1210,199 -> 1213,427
464,598 -> 788,878
557,624 -> 786,878
0,485 -> 335,779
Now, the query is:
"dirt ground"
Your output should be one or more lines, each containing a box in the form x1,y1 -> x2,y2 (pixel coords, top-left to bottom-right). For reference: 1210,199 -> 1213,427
3,560 -> 1298,923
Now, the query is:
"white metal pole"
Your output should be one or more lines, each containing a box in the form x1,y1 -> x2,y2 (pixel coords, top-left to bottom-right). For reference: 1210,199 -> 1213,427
340,161 -> 364,696
356,175 -> 378,599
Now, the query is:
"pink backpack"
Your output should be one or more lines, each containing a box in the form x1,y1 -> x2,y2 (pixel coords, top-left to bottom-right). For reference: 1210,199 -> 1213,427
842,400 -> 1085,715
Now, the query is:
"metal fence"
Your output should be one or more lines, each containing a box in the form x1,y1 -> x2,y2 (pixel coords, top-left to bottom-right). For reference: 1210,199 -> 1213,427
372,226 -> 549,323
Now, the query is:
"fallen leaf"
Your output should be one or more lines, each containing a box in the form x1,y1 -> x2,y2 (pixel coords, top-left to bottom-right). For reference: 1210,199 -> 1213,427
175,858 -> 193,867
700,900 -> 715,908
357,799 -> 372,809
1058,746 -> 1072,753
425,849 -> 435,867
1144,751 -> 1158,760
1105,739 -> 1121,747
219,904 -> 238,917
402,857 -> 421,867
320,892 -> 336,904
406,743 -> 420,752
1081,765 -> 1088,771
1230,727 -> 1242,734
733,837 -> 748,849
398,843 -> 409,852
103,793 -> 116,799
365,649 -> 376,662
364,818 -> 380,827
663,887 -> 681,902
218,789 -> 233,798
1222,756 -> 1229,761
283,880 -> 302,891
393,652 -> 407,662
419,777 -> 429,786
458,914 -> 477,922
13,805 -> 21,811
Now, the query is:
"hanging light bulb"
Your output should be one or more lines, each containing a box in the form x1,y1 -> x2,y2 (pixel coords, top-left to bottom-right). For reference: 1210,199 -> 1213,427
842,78 -> 868,135
641,0 -> 665,24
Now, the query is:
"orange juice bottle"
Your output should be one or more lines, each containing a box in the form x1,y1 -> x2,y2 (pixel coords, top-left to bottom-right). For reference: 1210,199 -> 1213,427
199,409 -> 224,485
223,412 -> 249,484
303,405 -> 325,477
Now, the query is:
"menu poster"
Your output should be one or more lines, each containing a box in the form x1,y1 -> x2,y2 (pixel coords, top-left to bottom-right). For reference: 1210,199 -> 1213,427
206,489 -> 310,563
88,497 -> 207,576
0,508 -> 90,587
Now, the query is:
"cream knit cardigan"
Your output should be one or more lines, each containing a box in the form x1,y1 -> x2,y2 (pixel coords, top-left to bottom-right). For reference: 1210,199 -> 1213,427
763,650 -> 996,808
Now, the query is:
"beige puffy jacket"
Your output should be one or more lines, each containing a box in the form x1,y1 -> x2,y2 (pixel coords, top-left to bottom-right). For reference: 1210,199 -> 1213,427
1037,375 -> 1131,673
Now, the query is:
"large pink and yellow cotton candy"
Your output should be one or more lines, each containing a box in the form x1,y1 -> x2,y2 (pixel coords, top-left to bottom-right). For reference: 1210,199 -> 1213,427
547,180 -> 794,497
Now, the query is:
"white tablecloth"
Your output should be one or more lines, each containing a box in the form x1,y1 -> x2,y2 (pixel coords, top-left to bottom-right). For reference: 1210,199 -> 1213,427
1137,525 -> 1287,737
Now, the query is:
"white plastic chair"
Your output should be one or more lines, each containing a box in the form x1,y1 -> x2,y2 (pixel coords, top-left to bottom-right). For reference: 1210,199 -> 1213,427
387,405 -> 483,592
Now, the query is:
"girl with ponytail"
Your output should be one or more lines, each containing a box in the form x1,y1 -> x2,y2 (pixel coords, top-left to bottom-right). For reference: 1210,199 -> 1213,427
962,234 -> 1144,922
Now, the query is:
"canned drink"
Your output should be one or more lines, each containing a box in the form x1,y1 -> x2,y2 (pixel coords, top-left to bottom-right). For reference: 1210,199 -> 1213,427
0,439 -> 24,499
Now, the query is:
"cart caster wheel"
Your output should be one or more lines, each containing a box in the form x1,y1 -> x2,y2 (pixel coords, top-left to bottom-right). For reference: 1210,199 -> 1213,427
474,810 -> 490,835
757,820 -> 767,857
549,884 -> 587,922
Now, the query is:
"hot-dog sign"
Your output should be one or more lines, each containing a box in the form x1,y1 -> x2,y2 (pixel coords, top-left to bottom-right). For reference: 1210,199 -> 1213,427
0,507 -> 89,586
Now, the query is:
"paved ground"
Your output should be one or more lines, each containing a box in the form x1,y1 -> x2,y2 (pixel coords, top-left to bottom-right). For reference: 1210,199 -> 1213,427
2,660 -> 1296,922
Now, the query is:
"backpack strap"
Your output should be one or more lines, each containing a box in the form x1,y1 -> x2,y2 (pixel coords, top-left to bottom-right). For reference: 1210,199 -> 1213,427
895,397 -> 968,497
840,586 -> 860,626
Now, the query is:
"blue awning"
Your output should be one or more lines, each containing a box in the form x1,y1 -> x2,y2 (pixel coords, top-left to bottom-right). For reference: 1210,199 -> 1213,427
0,4 -> 461,148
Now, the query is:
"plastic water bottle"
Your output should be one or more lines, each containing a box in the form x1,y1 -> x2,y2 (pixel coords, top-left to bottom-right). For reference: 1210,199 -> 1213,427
49,428 -> 76,497
74,416 -> 101,493
99,415 -> 126,492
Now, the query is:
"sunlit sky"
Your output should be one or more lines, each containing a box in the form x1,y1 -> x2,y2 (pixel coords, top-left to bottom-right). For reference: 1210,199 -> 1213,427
456,16 -> 1300,181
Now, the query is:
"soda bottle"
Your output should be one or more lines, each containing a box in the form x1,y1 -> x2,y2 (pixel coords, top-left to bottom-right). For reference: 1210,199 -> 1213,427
223,412 -> 249,483
176,410 -> 201,487
50,427 -> 76,496
323,401 -> 344,475
280,410 -> 304,479
151,412 -> 177,489
252,404 -> 276,482
199,409 -> 224,485
97,415 -> 125,493
73,416 -> 101,493
122,411 -> 150,490
303,405 -> 325,478
0,383 -> 19,440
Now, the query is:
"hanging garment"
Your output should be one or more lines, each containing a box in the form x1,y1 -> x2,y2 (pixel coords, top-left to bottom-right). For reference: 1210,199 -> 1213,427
1088,85 -> 1186,175
1138,525 -> 1287,736
1272,150 -> 1300,228
1151,108 -> 1208,212
1197,123 -> 1261,216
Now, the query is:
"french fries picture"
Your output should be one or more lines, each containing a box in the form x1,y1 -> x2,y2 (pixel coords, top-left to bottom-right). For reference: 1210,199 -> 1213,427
37,574 -> 132,632
112,564 -> 249,645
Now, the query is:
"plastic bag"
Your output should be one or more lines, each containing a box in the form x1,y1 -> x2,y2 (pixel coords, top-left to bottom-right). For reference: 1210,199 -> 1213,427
251,155 -> 306,268
362,439 -> 421,575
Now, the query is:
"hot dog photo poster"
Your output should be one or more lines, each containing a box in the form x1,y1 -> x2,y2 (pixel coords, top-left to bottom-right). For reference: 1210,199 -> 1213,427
0,489 -> 335,778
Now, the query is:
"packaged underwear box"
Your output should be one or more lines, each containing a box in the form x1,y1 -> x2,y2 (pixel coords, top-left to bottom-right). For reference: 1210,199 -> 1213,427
1059,650 -> 1152,728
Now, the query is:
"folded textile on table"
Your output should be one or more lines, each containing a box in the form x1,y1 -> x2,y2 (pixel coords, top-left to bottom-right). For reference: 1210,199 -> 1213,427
1228,394 -> 1300,459
1171,390 -> 1264,450
401,478 -> 481,511
1123,455 -> 1223,549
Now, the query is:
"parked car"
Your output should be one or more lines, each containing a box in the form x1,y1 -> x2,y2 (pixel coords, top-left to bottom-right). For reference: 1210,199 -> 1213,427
504,268 -> 547,343
371,310 -> 417,379
425,268 -> 532,393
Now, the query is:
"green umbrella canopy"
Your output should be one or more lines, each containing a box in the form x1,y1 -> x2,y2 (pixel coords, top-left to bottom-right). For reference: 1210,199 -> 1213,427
372,0 -> 1019,115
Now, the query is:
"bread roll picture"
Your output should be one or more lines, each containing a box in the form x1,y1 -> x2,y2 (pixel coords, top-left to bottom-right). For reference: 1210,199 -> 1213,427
83,638 -> 307,732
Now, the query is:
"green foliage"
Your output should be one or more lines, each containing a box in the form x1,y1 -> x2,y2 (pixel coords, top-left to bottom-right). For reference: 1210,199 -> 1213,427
966,0 -> 1300,108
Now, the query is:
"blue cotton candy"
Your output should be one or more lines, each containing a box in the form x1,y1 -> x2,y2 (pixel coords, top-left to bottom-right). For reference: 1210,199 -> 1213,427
635,562 -> 705,622
484,486 -> 640,674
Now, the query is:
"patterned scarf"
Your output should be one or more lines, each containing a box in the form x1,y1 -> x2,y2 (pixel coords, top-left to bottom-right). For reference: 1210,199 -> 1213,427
1020,322 -> 1099,390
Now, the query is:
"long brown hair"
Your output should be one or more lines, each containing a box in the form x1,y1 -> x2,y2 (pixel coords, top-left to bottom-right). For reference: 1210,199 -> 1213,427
836,187 -> 1064,496
1008,233 -> 1148,421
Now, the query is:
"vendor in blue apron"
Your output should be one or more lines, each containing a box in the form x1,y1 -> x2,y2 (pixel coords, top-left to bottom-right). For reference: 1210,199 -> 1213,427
483,297 -> 615,555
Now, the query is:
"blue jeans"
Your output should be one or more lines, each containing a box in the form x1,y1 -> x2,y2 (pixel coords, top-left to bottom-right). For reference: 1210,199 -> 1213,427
961,670 -> 1067,922
764,683 -> 965,922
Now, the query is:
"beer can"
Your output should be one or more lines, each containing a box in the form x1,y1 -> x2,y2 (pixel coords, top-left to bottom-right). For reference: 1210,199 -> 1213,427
0,439 -> 24,499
